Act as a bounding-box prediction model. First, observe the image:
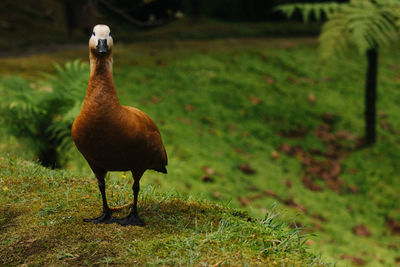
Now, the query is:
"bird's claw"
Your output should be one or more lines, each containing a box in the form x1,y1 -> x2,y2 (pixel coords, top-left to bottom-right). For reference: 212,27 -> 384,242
115,214 -> 145,226
83,212 -> 114,224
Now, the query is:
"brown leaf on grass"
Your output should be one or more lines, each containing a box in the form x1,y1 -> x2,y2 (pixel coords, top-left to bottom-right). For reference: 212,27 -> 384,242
308,92 -> 316,104
150,96 -> 161,103
378,111 -> 387,118
287,76 -> 298,84
201,175 -> 214,183
380,120 -> 391,130
315,124 -> 335,142
284,180 -> 292,188
202,166 -> 215,176
388,243 -> 398,250
247,186 -> 259,191
336,130 -> 355,140
349,168 -> 358,174
185,104 -> 195,111
249,193 -> 265,201
352,224 -> 371,237
264,189 -> 280,199
322,112 -> 338,125
290,221 -> 303,228
300,77 -> 316,85
312,213 -> 327,222
249,95 -> 262,105
176,117 -> 192,125
264,75 -> 275,85
386,216 -> 400,235
348,185 -> 360,194
302,176 -> 323,192
212,191 -> 221,199
340,255 -> 365,266
305,239 -> 316,245
283,197 -> 308,213
234,147 -> 244,154
279,143 -> 293,154
238,197 -> 251,207
238,163 -> 256,174
312,222 -> 324,231
271,150 -> 280,160
281,126 -> 307,138
395,257 -> 400,266
330,161 -> 342,177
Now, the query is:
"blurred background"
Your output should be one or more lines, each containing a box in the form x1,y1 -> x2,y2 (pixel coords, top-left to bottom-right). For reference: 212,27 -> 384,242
0,0 -> 400,266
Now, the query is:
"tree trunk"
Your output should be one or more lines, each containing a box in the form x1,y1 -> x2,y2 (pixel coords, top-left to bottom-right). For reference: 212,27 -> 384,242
365,48 -> 378,146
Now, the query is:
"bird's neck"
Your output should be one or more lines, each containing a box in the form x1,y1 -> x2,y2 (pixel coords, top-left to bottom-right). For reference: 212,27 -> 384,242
85,53 -> 119,105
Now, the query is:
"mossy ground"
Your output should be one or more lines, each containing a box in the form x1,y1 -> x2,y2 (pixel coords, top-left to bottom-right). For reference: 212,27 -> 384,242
1,36 -> 400,266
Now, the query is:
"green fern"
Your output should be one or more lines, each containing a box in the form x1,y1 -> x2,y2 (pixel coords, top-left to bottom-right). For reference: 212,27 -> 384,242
277,0 -> 400,60
0,60 -> 89,167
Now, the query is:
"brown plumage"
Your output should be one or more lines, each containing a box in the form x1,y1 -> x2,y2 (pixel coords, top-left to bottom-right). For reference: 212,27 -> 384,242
72,25 -> 167,226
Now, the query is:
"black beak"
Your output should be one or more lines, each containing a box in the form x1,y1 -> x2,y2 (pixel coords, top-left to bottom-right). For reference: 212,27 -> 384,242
97,39 -> 108,54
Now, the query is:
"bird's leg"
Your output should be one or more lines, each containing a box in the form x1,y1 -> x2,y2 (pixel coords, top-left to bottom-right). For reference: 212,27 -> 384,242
115,170 -> 145,226
84,169 -> 114,224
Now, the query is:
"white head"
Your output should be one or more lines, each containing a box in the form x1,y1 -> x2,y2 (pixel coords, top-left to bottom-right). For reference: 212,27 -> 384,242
89,24 -> 113,55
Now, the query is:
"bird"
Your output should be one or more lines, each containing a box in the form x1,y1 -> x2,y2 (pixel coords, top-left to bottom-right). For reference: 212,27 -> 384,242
72,24 -> 167,226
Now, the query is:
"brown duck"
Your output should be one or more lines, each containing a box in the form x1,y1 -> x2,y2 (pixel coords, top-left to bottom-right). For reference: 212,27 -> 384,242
72,24 -> 167,226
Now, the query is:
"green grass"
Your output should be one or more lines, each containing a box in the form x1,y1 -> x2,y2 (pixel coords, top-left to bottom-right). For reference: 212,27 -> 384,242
0,155 -> 321,266
1,37 -> 400,266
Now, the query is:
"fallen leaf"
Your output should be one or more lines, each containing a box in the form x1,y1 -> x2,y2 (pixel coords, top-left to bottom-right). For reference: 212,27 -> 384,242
312,222 -> 324,231
348,185 -> 360,194
264,75 -> 275,85
349,168 -> 358,174
284,180 -> 292,188
238,163 -> 256,174
201,175 -> 214,183
150,96 -> 161,103
249,95 -> 262,105
283,197 -> 308,213
352,224 -> 371,237
312,213 -> 327,222
81,195 -> 89,200
305,239 -> 315,245
185,104 -> 195,111
287,76 -> 298,84
264,189 -> 279,199
271,150 -> 280,159
212,191 -> 221,199
202,166 -> 215,176
308,92 -> 316,104
386,216 -> 400,235
340,255 -> 365,266
238,197 -> 251,207
378,111 -> 387,118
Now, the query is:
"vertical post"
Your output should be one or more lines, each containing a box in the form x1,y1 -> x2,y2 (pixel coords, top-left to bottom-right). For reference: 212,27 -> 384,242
365,48 -> 378,146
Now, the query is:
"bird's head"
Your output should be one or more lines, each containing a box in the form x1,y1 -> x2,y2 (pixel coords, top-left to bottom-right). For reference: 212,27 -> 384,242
89,24 -> 113,56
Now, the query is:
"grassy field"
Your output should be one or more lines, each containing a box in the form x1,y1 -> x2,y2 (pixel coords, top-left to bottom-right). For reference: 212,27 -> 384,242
0,155 -> 322,266
1,37 -> 400,266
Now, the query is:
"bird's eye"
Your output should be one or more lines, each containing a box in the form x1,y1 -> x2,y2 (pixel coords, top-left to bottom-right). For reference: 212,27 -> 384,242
92,32 -> 95,36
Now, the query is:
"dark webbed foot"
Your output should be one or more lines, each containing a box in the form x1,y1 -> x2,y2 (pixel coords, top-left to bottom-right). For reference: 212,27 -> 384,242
83,212 -> 114,224
115,214 -> 145,226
